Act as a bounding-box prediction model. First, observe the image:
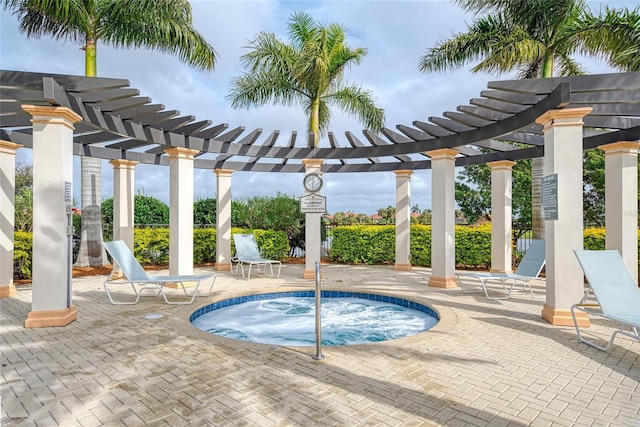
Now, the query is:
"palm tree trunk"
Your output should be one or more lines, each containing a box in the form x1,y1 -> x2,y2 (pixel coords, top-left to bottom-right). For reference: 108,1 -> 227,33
75,39 -> 107,266
531,55 -> 555,239
310,97 -> 320,148
74,156 -> 108,266
531,157 -> 545,239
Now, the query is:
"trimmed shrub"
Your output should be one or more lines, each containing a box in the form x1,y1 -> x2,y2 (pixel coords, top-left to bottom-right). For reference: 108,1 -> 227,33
583,227 -> 605,250
410,225 -> 432,266
14,232 -> 32,279
455,224 -> 492,268
330,225 -> 395,264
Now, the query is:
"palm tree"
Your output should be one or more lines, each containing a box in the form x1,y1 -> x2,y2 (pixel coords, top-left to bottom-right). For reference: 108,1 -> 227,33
3,0 -> 217,266
227,11 -> 385,148
418,0 -> 640,239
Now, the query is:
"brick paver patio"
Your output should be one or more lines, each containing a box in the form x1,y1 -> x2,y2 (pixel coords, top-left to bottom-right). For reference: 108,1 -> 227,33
2,264 -> 639,426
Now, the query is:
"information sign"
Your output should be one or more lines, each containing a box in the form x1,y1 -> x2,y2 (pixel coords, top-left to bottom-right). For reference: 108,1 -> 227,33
541,174 -> 558,220
300,194 -> 326,213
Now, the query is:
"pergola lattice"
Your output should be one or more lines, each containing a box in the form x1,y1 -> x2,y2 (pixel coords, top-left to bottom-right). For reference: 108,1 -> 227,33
2,70 -> 639,169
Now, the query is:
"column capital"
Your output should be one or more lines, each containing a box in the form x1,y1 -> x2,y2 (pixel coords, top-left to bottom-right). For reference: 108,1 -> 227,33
535,107 -> 592,131
109,159 -> 139,170
214,168 -> 234,177
22,104 -> 83,130
598,141 -> 640,156
487,160 -> 517,171
393,170 -> 414,178
0,140 -> 23,155
164,147 -> 199,159
302,159 -> 324,168
425,148 -> 459,160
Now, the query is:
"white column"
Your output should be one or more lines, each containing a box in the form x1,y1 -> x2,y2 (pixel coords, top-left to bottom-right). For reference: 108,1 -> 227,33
110,159 -> 138,249
0,141 -> 23,299
599,141 -> 640,283
426,148 -> 459,288
165,147 -> 198,276
535,107 -> 592,327
394,170 -> 413,271
488,160 -> 516,273
215,169 -> 233,271
23,105 -> 81,328
303,159 -> 323,279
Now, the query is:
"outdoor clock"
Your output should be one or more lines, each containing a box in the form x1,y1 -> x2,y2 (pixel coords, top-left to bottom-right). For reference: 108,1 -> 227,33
303,173 -> 323,192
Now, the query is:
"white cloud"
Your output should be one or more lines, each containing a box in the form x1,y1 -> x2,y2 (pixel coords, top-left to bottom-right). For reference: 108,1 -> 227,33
2,0 -> 633,214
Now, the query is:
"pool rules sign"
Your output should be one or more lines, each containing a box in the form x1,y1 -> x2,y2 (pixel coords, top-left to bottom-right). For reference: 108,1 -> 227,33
300,194 -> 326,213
541,173 -> 558,220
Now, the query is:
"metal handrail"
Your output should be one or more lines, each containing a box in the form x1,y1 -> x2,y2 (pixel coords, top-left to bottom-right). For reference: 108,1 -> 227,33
312,261 -> 325,361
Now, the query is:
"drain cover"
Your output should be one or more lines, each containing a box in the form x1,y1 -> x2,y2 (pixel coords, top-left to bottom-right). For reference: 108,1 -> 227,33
144,314 -> 164,320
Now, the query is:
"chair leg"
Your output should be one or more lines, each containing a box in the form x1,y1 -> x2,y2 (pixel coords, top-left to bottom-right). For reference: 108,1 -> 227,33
103,280 -> 141,305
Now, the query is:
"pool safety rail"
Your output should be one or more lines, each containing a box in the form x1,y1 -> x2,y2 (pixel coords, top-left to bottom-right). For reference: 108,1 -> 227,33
313,261 -> 325,361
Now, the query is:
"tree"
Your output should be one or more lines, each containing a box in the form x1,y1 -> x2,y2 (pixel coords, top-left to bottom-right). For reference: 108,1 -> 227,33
194,198 -> 217,226
4,0 -> 217,266
455,160 -> 532,225
235,193 -> 307,256
227,11 -> 385,148
419,0 -> 640,238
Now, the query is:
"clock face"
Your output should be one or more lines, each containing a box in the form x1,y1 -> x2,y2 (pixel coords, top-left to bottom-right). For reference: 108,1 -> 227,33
303,173 -> 323,192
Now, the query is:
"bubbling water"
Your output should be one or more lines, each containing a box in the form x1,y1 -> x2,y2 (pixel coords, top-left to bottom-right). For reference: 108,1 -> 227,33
191,296 -> 438,346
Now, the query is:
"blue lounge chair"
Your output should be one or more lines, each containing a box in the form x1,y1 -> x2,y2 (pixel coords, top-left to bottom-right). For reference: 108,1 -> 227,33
456,239 -> 546,300
231,234 -> 281,280
103,240 -> 216,305
572,250 -> 640,351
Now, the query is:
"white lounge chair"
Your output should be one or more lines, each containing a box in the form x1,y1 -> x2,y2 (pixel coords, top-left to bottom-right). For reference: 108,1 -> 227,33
231,234 -> 281,280
572,250 -> 640,351
103,240 -> 216,305
456,239 -> 546,300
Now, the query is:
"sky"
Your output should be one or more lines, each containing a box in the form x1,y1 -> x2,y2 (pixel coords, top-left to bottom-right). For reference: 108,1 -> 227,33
1,0 -> 633,214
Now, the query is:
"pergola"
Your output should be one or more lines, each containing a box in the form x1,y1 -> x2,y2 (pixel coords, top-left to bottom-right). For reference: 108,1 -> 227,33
1,69 -> 639,328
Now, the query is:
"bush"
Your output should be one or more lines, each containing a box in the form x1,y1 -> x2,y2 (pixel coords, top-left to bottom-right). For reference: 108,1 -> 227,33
194,198 -> 217,226
455,224 -> 492,268
331,224 -> 491,268
410,225 -> 431,266
102,194 -> 170,227
13,232 -> 32,279
330,225 -> 395,264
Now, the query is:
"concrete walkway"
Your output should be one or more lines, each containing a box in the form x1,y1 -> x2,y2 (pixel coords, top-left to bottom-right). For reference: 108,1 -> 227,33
1,264 -> 639,426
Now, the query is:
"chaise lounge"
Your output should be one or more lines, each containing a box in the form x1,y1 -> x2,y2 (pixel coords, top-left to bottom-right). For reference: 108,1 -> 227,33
572,249 -> 640,351
456,239 -> 546,300
103,240 -> 216,305
231,233 -> 281,280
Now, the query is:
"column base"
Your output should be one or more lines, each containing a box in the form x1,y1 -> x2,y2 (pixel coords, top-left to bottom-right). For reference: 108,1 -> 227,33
394,263 -> 412,271
428,276 -> 458,288
25,305 -> 77,328
216,263 -> 231,272
0,285 -> 17,298
303,270 -> 325,279
541,304 -> 590,327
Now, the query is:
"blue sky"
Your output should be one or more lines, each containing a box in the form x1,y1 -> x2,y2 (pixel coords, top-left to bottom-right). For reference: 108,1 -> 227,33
1,0 -> 633,214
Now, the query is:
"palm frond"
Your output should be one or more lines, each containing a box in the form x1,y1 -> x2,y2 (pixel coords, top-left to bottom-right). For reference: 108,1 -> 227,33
420,13 -> 523,74
572,5 -> 640,71
227,71 -> 305,110
325,84 -> 385,133
4,0 -> 88,43
99,0 -> 216,71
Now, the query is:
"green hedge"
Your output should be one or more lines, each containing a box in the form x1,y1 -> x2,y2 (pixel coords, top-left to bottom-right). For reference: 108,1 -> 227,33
331,225 -> 640,269
11,226 -> 639,279
330,224 -> 492,267
131,227 -> 289,266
